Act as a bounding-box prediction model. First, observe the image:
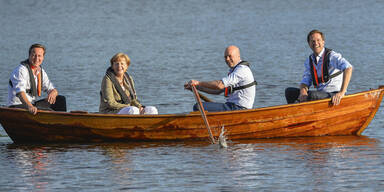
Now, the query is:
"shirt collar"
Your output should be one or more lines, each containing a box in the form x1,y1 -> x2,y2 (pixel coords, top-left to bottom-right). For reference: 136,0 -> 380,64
315,48 -> 325,58
229,60 -> 242,72
312,48 -> 325,63
232,60 -> 242,68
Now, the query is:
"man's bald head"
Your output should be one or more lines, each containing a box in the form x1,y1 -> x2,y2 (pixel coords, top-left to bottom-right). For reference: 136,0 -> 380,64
224,45 -> 241,68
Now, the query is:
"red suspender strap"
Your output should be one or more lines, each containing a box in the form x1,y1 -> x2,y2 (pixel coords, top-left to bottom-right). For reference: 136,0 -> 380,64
320,51 -> 325,83
311,58 -> 319,87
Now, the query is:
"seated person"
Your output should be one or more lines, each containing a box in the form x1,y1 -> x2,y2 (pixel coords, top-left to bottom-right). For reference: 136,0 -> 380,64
184,45 -> 256,112
99,53 -> 158,115
8,43 -> 66,115
285,30 -> 353,105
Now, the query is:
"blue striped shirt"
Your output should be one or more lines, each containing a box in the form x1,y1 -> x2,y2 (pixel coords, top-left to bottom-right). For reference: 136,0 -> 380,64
301,48 -> 353,92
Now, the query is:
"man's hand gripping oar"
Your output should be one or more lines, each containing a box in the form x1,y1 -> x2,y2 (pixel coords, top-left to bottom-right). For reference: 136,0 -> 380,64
184,80 -> 213,102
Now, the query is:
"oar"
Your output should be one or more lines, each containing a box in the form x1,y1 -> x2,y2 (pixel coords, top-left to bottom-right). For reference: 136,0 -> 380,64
191,85 -> 215,144
198,92 -> 213,102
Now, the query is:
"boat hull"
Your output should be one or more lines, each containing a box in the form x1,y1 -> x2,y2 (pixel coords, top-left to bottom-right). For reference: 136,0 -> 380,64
0,86 -> 383,143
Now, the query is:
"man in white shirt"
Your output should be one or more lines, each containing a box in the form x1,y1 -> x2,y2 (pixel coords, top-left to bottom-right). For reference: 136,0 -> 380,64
184,45 -> 256,112
285,29 -> 353,105
8,44 -> 66,114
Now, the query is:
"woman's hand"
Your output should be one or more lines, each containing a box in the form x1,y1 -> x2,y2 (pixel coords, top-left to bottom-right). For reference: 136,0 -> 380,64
139,107 -> 145,115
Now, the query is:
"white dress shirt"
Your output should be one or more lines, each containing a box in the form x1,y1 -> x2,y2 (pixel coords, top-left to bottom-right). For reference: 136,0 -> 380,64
222,62 -> 256,109
8,64 -> 55,106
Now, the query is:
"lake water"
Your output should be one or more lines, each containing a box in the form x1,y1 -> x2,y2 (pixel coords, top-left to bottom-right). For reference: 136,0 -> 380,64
0,0 -> 384,191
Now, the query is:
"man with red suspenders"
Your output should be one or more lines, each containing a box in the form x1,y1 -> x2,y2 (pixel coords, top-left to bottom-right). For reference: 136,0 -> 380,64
285,29 -> 353,105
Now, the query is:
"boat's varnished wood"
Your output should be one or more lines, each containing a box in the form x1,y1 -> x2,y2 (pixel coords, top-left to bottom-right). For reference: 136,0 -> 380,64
0,86 -> 383,143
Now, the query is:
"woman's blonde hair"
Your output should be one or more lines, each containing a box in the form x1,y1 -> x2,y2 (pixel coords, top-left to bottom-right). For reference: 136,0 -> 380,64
110,53 -> 131,67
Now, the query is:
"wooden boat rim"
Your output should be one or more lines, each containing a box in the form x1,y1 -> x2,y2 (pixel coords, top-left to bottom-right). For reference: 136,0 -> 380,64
1,85 -> 383,118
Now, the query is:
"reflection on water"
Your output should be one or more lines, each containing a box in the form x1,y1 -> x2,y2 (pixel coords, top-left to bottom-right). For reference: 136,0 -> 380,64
1,136 -> 382,191
228,136 -> 382,191
3,146 -> 50,191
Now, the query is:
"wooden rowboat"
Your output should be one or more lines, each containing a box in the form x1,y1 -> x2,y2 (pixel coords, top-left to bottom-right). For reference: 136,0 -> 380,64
1,86 -> 383,143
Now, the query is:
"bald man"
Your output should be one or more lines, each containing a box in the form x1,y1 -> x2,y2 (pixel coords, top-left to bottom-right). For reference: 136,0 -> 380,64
184,45 -> 256,112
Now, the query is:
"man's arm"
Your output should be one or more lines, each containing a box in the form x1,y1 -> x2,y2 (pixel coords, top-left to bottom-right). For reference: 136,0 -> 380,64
184,80 -> 224,95
298,58 -> 313,102
332,67 -> 353,105
11,66 -> 38,114
41,69 -> 57,104
47,88 -> 58,104
17,92 -> 37,115
197,80 -> 224,95
298,83 -> 309,102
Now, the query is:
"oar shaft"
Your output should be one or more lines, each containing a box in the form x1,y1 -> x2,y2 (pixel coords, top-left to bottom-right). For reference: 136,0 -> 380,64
192,85 -> 215,144
198,92 -> 213,102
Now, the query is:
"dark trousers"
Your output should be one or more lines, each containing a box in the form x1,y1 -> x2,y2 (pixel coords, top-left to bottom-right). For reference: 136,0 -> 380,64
10,95 -> 67,112
193,102 -> 246,112
285,87 -> 336,104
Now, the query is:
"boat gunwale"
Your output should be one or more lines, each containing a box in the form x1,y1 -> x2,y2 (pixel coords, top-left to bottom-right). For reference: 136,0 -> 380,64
0,86 -> 383,119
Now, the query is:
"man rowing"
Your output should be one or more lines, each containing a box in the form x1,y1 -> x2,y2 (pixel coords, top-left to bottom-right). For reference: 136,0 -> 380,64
184,45 -> 256,112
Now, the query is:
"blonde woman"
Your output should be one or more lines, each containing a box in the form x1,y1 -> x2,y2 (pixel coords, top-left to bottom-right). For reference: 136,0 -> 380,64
99,53 -> 157,114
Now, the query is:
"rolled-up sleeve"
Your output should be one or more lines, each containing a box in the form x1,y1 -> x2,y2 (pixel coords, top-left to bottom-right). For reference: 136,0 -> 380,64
41,69 -> 55,92
331,52 -> 353,71
11,66 -> 29,94
222,68 -> 243,87
300,58 -> 312,87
